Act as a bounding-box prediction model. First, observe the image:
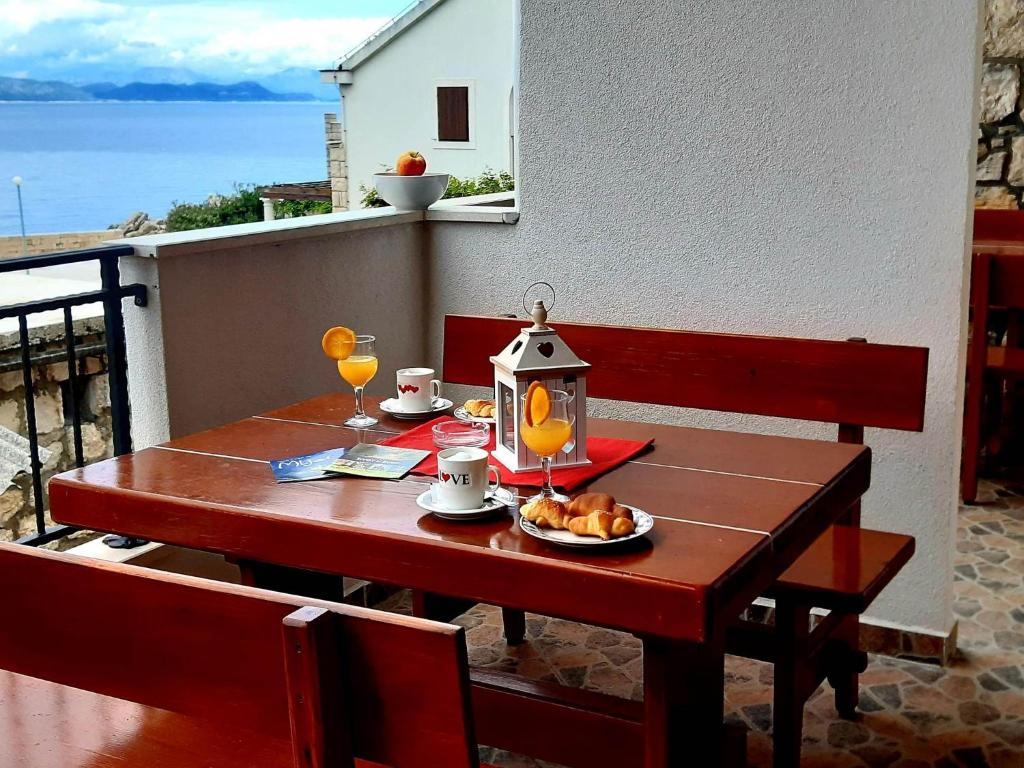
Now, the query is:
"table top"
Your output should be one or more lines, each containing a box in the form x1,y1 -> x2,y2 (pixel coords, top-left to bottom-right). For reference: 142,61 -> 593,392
50,393 -> 870,642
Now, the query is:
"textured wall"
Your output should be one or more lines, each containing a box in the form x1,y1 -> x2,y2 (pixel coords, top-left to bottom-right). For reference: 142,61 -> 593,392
124,222 -> 428,442
426,0 -> 981,636
976,0 -> 1024,208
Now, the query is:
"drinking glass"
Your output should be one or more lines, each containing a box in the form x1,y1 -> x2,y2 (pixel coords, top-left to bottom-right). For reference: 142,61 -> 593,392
338,335 -> 379,427
519,388 -> 574,503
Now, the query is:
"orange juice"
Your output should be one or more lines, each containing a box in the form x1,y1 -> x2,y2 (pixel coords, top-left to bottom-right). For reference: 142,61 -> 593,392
520,417 -> 572,457
338,355 -> 378,388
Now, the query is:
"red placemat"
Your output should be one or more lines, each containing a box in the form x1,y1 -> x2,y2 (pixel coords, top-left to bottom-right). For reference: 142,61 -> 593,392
379,417 -> 653,491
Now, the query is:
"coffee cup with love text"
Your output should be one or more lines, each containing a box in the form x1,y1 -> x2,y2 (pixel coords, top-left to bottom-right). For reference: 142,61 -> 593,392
396,367 -> 442,412
436,447 -> 502,510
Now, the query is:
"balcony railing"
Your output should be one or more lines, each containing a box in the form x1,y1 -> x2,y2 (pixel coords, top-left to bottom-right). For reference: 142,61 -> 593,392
0,245 -> 147,547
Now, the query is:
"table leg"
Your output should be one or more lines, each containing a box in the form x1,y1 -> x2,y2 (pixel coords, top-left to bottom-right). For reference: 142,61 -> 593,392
643,635 -> 737,768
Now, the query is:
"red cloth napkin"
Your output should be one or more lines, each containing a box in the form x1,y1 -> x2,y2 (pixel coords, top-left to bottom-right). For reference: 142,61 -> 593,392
379,417 -> 653,491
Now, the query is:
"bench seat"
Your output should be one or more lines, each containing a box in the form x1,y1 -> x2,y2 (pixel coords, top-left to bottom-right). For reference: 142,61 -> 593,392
767,525 -> 916,613
0,671 -> 494,768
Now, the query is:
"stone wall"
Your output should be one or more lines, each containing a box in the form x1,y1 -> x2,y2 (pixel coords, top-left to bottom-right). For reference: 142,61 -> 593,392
0,230 -> 123,260
325,112 -> 349,212
0,319 -> 113,543
977,0 -> 1024,208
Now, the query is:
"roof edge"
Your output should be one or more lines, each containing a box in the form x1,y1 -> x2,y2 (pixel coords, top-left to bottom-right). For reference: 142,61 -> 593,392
335,0 -> 448,74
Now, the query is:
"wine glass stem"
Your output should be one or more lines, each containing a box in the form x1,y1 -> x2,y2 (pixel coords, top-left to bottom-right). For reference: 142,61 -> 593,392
541,455 -> 553,498
354,385 -> 365,418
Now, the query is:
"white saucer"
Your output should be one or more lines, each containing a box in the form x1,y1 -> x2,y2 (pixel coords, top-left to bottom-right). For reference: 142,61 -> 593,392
518,505 -> 654,548
380,397 -> 453,420
415,485 -> 516,521
453,406 -> 496,424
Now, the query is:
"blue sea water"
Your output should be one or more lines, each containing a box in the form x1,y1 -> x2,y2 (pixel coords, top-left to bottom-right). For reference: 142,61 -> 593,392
0,101 -> 333,236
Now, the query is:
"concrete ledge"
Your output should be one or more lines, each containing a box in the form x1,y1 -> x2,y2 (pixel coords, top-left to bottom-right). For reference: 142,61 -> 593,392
107,208 -> 425,258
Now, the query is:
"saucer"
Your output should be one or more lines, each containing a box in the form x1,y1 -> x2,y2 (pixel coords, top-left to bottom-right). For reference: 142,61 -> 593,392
453,406 -> 496,425
519,505 -> 654,548
380,397 -> 453,419
415,485 -> 516,521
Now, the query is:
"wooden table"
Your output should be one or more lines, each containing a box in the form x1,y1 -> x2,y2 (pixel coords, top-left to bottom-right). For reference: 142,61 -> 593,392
50,393 -> 870,768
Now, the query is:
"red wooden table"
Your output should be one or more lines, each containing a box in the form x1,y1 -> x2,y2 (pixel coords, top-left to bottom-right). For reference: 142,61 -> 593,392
50,393 -> 870,768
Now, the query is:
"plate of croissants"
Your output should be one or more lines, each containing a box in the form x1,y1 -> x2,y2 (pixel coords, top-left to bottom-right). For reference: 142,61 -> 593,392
454,399 -> 497,424
519,492 -> 653,548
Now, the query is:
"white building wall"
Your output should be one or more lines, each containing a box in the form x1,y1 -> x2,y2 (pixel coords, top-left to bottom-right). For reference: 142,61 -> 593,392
342,0 -> 515,206
426,0 -> 981,638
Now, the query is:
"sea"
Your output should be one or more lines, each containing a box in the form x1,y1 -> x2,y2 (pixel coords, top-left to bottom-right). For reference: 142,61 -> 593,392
0,101 -> 333,236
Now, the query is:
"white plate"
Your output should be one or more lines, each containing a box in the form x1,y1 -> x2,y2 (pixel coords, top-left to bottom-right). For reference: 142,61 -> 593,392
518,505 -> 654,548
380,397 -> 453,420
453,406 -> 496,424
416,485 -> 517,521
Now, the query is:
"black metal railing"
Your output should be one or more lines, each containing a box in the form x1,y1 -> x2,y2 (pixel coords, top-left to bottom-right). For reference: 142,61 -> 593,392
0,245 -> 147,547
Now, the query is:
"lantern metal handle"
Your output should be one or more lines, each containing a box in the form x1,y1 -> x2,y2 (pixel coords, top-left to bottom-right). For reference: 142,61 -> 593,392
523,282 -> 556,328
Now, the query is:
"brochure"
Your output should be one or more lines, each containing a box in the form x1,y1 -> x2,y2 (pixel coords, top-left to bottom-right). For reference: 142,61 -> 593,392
269,443 -> 430,483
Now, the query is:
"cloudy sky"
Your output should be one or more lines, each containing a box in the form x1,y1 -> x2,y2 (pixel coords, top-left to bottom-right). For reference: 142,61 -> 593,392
0,0 -> 412,82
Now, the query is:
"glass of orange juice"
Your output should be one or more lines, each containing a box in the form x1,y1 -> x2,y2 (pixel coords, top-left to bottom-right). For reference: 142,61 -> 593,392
520,386 -> 573,503
339,335 -> 379,427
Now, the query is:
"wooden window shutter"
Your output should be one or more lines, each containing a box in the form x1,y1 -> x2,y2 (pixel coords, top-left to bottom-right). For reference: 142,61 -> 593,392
437,86 -> 470,142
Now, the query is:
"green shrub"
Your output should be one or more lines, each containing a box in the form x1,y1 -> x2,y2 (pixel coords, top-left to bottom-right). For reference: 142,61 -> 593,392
359,169 -> 514,209
165,185 -> 333,232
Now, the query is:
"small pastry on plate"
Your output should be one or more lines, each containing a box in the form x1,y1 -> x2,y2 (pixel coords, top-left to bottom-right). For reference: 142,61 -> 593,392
521,498 -> 569,529
464,399 -> 496,418
567,510 -> 636,540
567,492 -> 634,522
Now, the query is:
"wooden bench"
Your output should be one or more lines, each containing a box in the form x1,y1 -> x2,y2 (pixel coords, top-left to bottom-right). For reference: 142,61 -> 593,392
440,314 -> 925,768
0,541 -> 488,768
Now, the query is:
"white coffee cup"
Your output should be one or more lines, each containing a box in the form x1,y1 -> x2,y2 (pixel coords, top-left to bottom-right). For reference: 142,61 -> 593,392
396,367 -> 442,412
436,447 -> 502,510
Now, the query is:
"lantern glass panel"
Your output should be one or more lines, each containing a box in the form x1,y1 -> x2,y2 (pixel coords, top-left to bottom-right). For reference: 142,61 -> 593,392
499,381 -> 515,451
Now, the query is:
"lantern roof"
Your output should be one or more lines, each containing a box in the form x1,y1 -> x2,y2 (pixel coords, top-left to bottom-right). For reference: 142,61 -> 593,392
489,300 -> 591,375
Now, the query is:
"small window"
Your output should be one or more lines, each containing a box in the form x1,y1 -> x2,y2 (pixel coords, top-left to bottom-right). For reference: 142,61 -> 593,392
437,86 -> 469,142
434,79 -> 475,149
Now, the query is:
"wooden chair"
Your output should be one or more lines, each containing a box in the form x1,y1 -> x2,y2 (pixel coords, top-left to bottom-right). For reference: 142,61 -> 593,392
962,250 -> 1024,503
0,541 -> 484,768
973,208 -> 1024,241
439,314 -> 924,768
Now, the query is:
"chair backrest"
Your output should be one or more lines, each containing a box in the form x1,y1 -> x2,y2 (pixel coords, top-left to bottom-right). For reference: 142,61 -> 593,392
443,315 -> 928,433
980,251 -> 1024,310
0,543 -> 478,768
974,208 -> 1024,242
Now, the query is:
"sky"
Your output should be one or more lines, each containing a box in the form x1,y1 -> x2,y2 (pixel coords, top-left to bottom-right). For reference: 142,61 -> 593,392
0,0 -> 413,82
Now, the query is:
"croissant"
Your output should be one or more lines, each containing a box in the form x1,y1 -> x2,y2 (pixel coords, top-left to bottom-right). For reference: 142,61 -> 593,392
567,510 -> 636,540
521,498 -> 570,529
567,492 -> 634,522
465,399 -> 496,417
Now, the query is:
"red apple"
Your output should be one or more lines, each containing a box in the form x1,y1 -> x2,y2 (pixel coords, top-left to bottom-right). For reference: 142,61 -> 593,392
396,151 -> 427,176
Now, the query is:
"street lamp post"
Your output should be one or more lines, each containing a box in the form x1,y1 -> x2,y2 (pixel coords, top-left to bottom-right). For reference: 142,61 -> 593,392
12,176 -> 27,256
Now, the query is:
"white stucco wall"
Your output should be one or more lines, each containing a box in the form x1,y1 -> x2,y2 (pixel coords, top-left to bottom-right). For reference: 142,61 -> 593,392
341,0 -> 515,205
424,0 -> 981,637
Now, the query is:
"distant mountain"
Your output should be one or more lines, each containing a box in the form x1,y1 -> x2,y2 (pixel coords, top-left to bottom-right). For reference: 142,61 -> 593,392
258,67 -> 336,102
0,76 -> 94,101
127,66 -> 206,85
0,76 -> 317,102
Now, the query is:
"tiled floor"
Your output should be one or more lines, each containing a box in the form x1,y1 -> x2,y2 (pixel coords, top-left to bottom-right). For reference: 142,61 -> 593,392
380,479 -> 1024,767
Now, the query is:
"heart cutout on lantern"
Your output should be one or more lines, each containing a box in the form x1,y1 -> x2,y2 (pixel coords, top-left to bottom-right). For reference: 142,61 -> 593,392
537,341 -> 554,358
441,472 -> 452,483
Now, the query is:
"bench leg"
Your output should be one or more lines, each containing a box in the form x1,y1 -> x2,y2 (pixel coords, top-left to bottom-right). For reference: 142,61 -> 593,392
827,614 -> 865,720
773,601 -> 810,768
501,608 -> 527,645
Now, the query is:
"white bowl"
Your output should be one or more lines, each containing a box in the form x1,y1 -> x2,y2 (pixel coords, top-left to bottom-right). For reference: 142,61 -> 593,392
373,172 -> 450,211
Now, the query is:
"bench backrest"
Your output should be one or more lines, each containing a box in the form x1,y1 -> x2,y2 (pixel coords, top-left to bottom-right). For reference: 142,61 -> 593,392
443,315 -> 929,433
0,543 -> 478,768
974,208 -> 1024,242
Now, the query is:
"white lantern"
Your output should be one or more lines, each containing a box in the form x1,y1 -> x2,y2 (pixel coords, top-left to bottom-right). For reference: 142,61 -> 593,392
490,298 -> 590,472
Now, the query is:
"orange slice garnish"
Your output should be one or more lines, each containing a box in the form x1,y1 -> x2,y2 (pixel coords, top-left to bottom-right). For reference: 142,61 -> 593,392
524,381 -> 551,427
321,326 -> 356,360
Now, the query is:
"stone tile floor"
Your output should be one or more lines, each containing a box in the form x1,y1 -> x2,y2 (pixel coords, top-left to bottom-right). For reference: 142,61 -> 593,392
380,478 -> 1024,767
